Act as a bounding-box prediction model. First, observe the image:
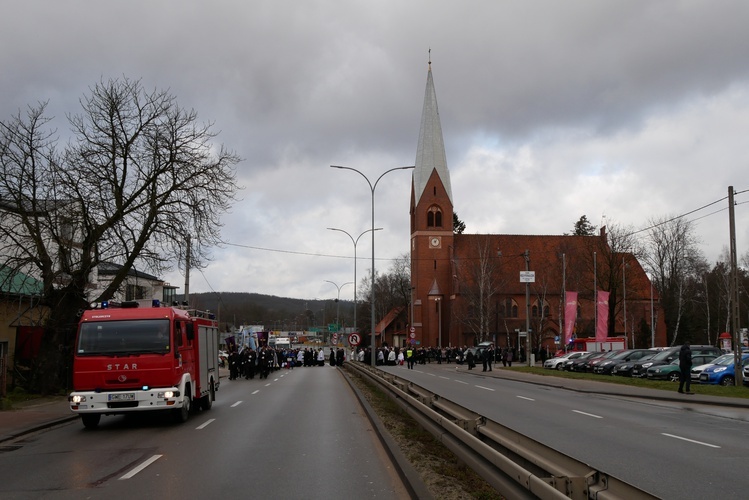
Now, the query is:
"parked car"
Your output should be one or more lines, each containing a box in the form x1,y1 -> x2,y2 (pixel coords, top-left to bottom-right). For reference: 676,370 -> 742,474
743,363 -> 749,386
560,351 -> 599,371
647,354 -> 719,382
630,345 -> 722,378
691,362 -> 715,383
543,351 -> 589,370
593,349 -> 653,375
612,352 -> 659,377
582,350 -> 621,372
698,353 -> 749,386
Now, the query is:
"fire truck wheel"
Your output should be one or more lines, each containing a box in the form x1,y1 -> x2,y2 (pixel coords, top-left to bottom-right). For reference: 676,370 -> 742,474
201,382 -> 215,411
81,414 -> 101,429
173,393 -> 191,423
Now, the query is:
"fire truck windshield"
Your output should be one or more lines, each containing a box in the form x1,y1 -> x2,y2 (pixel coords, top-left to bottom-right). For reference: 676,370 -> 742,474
77,319 -> 171,355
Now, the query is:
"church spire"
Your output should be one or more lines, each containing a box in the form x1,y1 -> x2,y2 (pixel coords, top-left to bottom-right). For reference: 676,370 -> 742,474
413,55 -> 452,205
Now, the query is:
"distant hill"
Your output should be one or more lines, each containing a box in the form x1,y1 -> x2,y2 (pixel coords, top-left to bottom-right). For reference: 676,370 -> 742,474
180,291 -> 354,331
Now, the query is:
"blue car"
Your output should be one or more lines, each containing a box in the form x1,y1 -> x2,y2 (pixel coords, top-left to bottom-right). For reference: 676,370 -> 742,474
698,353 -> 749,386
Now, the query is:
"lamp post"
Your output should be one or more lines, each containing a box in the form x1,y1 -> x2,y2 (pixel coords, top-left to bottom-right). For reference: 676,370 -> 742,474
324,280 -> 352,342
327,227 -> 382,342
330,165 -> 415,366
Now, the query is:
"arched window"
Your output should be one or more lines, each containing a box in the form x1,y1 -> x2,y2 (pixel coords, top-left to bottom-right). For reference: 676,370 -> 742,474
500,298 -> 519,318
427,205 -> 443,227
532,300 -> 551,318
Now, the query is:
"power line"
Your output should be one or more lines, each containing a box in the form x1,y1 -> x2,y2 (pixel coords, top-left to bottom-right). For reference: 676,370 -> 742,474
223,241 -> 395,262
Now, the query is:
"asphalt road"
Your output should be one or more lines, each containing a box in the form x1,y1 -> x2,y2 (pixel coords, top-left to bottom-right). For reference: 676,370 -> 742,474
0,365 -> 409,499
381,362 -> 749,500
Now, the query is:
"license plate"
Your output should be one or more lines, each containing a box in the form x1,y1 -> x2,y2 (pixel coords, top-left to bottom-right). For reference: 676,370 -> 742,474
108,393 -> 135,402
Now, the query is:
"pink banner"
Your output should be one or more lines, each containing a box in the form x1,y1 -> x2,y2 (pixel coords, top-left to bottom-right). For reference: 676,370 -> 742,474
596,291 -> 610,341
564,292 -> 577,344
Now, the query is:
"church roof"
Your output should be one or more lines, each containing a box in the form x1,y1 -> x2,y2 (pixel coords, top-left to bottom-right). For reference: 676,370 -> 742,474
413,61 -> 452,205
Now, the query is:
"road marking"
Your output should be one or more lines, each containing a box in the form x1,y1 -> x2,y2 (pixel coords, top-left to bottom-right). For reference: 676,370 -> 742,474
454,380 -> 469,385
265,383 -> 271,387
251,390 -> 260,395
572,410 -> 603,419
516,396 -> 535,401
427,373 -> 436,377
196,418 -> 215,430
662,433 -> 721,448
475,385 -> 495,391
119,454 -> 162,480
438,376 -> 450,380
231,401 -> 243,407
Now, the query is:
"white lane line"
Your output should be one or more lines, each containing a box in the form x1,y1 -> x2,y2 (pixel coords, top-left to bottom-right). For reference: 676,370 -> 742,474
572,410 -> 603,419
662,433 -> 721,448
196,418 -> 215,430
427,373 -> 436,377
273,378 -> 279,381
438,376 -> 450,380
265,383 -> 271,387
516,395 -> 535,401
119,454 -> 162,480
231,401 -> 243,407
454,380 -> 469,385
475,385 -> 495,391
251,390 -> 260,395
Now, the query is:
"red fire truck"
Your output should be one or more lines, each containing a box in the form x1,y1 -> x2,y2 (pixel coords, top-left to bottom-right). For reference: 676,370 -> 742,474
557,336 -> 627,356
69,300 -> 220,428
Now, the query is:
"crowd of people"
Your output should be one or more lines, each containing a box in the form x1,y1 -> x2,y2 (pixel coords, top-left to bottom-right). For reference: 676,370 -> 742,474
359,344 -> 525,369
223,342 -> 554,381
225,346 -> 348,380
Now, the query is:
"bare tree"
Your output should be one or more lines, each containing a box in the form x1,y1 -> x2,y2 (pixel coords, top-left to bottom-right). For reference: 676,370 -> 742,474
0,77 -> 240,392
357,253 -> 411,334
642,216 -> 701,345
454,236 -> 504,343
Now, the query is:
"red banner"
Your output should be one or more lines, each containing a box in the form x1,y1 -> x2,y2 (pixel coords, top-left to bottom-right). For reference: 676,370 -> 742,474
596,291 -> 610,341
564,292 -> 577,344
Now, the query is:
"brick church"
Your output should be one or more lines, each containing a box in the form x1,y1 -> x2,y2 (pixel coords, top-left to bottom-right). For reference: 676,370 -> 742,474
378,61 -> 667,354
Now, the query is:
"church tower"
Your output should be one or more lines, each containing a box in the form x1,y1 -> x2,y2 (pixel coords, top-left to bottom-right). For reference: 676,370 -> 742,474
410,59 -> 454,349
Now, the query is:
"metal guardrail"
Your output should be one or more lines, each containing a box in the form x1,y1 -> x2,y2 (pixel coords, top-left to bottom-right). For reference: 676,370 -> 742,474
347,362 -> 658,500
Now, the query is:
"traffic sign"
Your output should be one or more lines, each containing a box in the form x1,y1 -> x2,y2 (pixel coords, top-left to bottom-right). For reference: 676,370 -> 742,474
410,332 -> 416,339
519,271 -> 535,283
348,333 -> 362,346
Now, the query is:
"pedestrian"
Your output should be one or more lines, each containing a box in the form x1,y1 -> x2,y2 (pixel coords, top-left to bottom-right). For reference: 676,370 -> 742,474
504,348 -> 513,367
678,341 -> 693,394
466,349 -> 475,370
406,346 -> 415,369
317,348 -> 325,366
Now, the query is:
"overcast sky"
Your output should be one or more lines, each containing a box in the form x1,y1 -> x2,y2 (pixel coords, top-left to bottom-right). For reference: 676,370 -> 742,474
2,1 -> 748,302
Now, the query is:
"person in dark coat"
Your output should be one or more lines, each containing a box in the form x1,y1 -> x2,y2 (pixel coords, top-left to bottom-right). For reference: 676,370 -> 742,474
336,348 -> 344,366
678,342 -> 693,394
228,350 -> 239,380
466,349 -> 475,370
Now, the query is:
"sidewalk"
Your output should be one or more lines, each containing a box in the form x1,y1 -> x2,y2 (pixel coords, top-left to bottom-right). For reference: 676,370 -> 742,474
0,396 -> 76,443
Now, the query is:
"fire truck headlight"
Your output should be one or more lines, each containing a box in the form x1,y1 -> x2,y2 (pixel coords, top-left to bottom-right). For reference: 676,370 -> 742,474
159,390 -> 179,399
70,395 -> 86,403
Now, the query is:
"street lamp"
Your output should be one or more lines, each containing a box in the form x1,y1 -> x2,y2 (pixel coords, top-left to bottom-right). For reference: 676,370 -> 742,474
330,164 -> 415,366
327,227 -> 382,341
324,280 -> 352,343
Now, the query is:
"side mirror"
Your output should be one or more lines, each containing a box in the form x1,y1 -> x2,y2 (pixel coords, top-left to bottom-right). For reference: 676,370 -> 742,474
186,323 -> 195,341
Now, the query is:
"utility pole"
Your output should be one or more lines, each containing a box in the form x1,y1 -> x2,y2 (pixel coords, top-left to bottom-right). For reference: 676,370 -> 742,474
524,250 -> 531,366
728,186 -> 742,386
